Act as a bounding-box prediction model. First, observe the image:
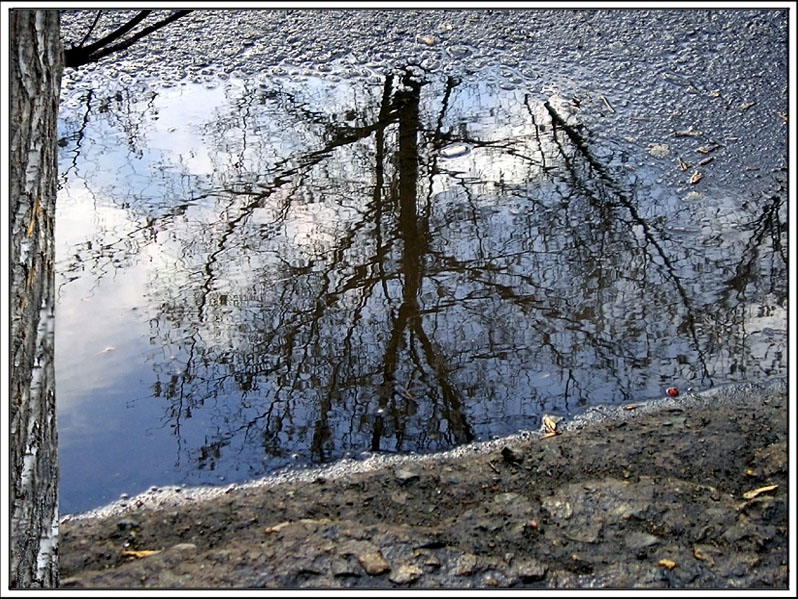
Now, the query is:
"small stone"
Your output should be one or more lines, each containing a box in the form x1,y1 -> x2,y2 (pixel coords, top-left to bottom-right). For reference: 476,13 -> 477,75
442,472 -> 461,485
649,143 -> 671,157
542,497 -> 573,519
161,542 -> 198,565
389,563 -> 423,584
493,492 -> 534,516
625,532 -> 662,550
564,518 -> 603,543
454,553 -> 478,576
501,446 -> 524,464
413,549 -> 441,569
169,542 -> 198,554
391,490 -> 408,505
358,551 -> 390,575
395,468 -> 420,484
331,556 -> 361,578
116,519 -> 139,532
514,558 -> 547,582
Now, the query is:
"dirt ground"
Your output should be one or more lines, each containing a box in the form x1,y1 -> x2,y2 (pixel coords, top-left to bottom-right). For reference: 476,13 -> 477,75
58,380 -> 789,590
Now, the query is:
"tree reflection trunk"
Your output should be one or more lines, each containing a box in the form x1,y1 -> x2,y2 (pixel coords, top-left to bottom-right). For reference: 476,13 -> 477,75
9,9 -> 63,588
374,73 -> 473,451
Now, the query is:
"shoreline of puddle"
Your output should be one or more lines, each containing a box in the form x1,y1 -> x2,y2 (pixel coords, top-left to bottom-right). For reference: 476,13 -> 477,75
61,377 -> 787,523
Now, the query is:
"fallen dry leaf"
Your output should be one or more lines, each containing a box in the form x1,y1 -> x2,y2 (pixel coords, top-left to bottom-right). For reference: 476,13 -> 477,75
657,558 -> 677,570
696,144 -> 720,154
264,521 -> 293,534
742,484 -> 778,500
542,414 -> 561,438
122,549 -> 160,559
692,546 -> 715,566
674,127 -> 702,137
689,171 -> 703,184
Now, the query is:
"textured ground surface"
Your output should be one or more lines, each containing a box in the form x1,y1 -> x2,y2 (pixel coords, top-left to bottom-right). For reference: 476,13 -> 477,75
59,380 -> 789,590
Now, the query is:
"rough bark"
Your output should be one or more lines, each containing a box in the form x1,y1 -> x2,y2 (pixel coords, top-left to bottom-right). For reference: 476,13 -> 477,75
9,9 -> 63,589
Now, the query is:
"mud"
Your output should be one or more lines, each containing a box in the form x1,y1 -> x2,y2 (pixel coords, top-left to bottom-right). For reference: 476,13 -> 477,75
57,380 -> 788,589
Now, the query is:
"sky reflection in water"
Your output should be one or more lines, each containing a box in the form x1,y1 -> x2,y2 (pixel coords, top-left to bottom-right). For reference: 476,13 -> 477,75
55,72 -> 787,514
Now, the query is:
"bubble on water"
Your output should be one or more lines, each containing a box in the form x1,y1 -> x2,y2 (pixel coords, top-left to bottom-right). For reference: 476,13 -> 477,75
446,44 -> 473,58
520,67 -> 539,80
683,191 -> 703,202
440,143 -> 471,159
338,66 -> 361,80
421,57 -> 441,71
499,54 -> 520,67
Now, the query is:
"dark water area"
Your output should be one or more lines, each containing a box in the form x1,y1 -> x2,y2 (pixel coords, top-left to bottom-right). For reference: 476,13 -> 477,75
55,63 -> 787,515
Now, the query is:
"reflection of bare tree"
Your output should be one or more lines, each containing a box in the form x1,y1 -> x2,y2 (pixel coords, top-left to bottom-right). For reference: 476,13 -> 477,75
148,70 -> 481,470
58,70 -> 787,480
543,100 -> 715,385
724,188 -> 786,299
57,83 -> 196,300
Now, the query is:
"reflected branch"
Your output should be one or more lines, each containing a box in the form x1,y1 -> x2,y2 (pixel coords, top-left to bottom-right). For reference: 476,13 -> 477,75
544,100 -> 713,384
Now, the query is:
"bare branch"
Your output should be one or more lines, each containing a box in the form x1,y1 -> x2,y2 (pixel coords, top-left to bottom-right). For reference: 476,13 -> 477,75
64,9 -> 193,69
65,10 -> 150,61
76,10 -> 102,49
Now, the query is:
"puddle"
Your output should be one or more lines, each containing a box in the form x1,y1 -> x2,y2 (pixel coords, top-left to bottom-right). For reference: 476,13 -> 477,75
55,69 -> 787,515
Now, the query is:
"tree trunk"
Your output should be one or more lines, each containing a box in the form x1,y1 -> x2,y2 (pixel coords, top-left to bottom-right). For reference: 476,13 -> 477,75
9,9 -> 63,588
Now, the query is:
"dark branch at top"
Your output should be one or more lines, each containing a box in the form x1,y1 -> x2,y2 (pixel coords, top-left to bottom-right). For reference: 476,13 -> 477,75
64,10 -> 193,69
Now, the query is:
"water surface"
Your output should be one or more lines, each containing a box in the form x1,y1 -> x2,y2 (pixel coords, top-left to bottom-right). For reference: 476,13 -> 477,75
56,70 -> 786,514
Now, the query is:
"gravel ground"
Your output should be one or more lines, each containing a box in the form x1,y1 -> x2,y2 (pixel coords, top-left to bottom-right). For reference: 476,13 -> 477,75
58,380 -> 789,590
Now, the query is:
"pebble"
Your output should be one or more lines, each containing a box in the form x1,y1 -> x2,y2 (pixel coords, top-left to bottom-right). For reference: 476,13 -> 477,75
389,563 -> 423,584
625,531 -> 662,550
358,551 -> 391,575
454,553 -> 478,576
513,558 -> 547,582
331,556 -> 361,577
542,497 -> 573,519
116,519 -> 138,532
395,468 -> 420,484
390,490 -> 408,505
501,446 -> 524,464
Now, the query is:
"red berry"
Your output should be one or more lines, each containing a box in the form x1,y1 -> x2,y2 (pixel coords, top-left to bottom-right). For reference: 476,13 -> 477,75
666,387 -> 679,397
